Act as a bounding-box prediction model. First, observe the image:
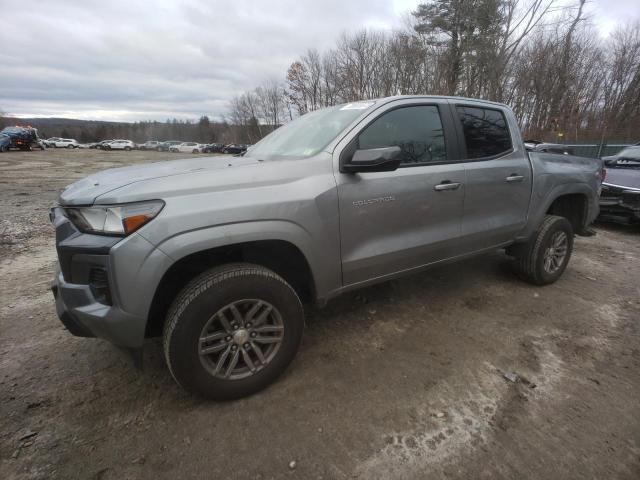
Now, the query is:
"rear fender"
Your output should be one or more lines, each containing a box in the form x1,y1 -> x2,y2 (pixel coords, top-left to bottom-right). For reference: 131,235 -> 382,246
517,182 -> 595,240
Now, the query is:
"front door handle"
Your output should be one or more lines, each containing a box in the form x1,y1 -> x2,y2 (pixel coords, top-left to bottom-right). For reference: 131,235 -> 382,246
506,174 -> 525,183
434,181 -> 462,191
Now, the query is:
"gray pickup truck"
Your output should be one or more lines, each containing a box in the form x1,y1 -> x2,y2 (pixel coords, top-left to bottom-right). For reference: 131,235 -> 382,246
51,96 -> 603,399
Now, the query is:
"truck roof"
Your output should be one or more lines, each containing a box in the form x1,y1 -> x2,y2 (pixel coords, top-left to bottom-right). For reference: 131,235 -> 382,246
364,95 -> 509,109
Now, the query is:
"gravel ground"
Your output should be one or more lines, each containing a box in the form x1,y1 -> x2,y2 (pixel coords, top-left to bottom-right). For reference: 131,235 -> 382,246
1,149 -> 639,480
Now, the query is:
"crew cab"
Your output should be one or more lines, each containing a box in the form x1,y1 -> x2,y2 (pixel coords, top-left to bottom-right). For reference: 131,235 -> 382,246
50,96 -> 602,400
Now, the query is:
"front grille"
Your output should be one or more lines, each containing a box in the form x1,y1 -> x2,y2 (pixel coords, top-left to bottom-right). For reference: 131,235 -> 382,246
89,267 -> 112,305
622,191 -> 640,208
601,184 -> 624,197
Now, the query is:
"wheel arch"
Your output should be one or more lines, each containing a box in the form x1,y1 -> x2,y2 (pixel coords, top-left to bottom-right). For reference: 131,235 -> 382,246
145,238 -> 317,338
545,192 -> 589,234
518,183 -> 594,241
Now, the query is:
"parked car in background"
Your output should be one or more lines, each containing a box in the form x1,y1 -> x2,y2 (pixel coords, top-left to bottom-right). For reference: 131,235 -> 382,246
104,140 -> 135,151
53,138 -> 79,148
599,146 -> 640,224
159,140 -> 183,151
202,143 -> 224,153
524,140 -> 574,155
44,137 -> 62,147
139,141 -> 163,151
95,140 -> 114,150
50,96 -> 603,400
222,143 -> 247,154
0,126 -> 44,151
169,142 -> 205,153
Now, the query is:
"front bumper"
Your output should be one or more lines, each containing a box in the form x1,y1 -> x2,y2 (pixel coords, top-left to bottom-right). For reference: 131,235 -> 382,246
51,265 -> 147,347
50,207 -> 172,348
599,184 -> 640,224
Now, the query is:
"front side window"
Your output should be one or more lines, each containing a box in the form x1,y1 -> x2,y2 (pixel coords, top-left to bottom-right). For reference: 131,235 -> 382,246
357,105 -> 446,165
456,106 -> 512,159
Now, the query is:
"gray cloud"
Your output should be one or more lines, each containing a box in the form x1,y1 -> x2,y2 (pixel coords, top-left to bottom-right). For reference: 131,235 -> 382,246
1,0 -> 636,121
1,0 -> 414,121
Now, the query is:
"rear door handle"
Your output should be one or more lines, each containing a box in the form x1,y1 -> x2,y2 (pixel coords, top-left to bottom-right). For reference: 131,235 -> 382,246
505,174 -> 525,183
434,181 -> 462,191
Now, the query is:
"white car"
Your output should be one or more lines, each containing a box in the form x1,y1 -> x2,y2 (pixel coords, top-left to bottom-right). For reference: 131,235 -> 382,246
44,137 -> 61,147
169,142 -> 205,153
105,139 -> 135,151
53,138 -> 79,148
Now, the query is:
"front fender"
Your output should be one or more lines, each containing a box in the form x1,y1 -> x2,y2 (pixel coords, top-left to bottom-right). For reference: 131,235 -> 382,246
149,220 -> 335,301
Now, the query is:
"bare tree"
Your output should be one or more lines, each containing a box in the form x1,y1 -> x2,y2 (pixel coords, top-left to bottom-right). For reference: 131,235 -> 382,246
229,1 -> 640,144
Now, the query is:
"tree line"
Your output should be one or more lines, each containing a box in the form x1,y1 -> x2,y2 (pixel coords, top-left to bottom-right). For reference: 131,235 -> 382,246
230,0 -> 640,144
0,115 -> 250,145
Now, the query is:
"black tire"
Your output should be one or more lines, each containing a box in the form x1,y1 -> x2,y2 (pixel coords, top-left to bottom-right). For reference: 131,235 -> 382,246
125,146 -> 131,151
163,263 -> 304,400
511,215 -> 574,285
67,144 -> 74,149
192,149 -> 199,154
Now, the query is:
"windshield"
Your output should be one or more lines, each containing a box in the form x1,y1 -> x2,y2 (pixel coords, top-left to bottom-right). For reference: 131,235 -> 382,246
246,102 -> 375,159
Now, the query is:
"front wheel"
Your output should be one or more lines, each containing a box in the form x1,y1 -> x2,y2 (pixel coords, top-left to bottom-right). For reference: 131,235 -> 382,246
125,146 -> 131,151
163,263 -> 304,400
511,215 -> 574,285
67,144 -> 74,149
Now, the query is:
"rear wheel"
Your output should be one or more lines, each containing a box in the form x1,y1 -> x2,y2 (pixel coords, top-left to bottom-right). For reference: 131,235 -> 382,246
192,149 -> 199,154
67,144 -> 74,149
125,146 -> 131,151
163,263 -> 304,400
511,215 -> 574,285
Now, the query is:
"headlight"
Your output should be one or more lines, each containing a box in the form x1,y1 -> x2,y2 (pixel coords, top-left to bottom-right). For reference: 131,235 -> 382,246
64,200 -> 164,236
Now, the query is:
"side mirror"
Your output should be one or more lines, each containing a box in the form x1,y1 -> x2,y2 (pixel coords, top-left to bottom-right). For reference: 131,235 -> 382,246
341,146 -> 401,173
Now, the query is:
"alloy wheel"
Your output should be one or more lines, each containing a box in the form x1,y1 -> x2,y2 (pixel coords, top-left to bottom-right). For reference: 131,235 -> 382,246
198,299 -> 284,380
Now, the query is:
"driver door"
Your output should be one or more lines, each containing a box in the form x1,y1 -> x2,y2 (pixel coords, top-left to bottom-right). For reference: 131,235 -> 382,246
335,100 -> 466,286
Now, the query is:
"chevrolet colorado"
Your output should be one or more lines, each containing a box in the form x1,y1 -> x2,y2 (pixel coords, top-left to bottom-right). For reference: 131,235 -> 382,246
50,96 -> 603,399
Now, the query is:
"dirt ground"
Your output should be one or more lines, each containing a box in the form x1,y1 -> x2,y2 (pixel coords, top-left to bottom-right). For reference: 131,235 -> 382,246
1,148 -> 639,480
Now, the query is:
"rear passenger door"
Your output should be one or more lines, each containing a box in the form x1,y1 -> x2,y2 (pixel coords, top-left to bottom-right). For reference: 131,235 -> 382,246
335,100 -> 466,286
453,103 -> 532,250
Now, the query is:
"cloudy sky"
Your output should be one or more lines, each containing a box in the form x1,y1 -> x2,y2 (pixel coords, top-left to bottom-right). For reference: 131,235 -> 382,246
1,0 -> 638,122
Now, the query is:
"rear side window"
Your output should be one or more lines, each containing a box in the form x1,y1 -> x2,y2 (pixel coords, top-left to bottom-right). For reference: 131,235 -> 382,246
358,105 -> 446,165
456,106 -> 512,159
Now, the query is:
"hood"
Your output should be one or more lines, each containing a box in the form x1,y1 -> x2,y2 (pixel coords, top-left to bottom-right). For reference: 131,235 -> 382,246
59,156 -> 260,205
603,168 -> 640,191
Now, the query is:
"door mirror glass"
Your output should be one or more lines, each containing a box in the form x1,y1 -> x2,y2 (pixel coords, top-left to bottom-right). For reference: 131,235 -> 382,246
342,146 -> 401,173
